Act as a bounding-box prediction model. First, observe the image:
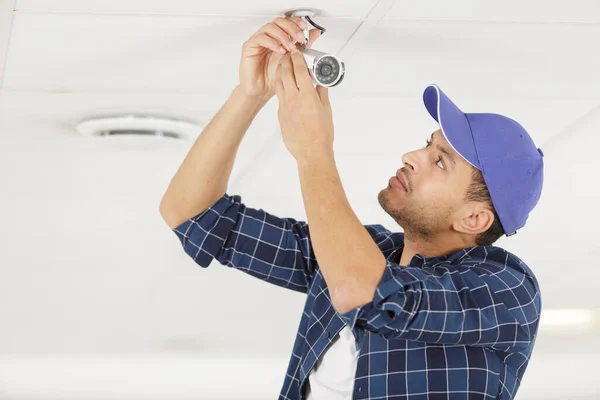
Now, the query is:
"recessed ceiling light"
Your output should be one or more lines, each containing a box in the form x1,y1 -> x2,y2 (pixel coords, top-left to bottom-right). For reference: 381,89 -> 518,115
75,114 -> 203,141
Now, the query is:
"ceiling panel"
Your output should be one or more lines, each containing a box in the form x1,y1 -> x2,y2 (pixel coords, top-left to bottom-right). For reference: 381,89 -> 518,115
0,90 -> 284,202
0,91 -> 229,127
15,0 -> 379,18
2,13 -> 360,92
0,0 -> 15,87
339,20 -> 600,99
386,0 -> 600,23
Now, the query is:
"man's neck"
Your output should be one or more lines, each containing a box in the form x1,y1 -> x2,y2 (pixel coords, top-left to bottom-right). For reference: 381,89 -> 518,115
398,232 -> 476,266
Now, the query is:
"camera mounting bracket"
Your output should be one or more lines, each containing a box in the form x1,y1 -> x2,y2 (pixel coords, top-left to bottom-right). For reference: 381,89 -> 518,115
284,8 -> 326,48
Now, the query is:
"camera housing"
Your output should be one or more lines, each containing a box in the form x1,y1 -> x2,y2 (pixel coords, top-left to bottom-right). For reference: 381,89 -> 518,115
301,48 -> 346,88
284,8 -> 346,88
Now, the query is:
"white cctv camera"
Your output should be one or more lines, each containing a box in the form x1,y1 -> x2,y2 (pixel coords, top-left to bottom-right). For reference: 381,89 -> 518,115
301,48 -> 346,87
285,8 -> 346,88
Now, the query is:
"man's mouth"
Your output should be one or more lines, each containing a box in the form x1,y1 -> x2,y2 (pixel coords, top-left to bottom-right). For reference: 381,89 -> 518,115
390,173 -> 407,191
396,173 -> 407,191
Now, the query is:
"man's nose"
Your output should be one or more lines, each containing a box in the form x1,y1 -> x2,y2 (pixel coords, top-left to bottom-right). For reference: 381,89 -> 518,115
401,153 -> 421,175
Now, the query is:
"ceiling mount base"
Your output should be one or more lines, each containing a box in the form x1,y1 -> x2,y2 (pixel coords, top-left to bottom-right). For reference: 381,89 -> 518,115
284,8 -> 327,42
284,8 -> 321,18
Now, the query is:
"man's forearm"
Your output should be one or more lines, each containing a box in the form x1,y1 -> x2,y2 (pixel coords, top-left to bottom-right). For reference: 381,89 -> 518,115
296,152 -> 387,314
160,86 -> 269,228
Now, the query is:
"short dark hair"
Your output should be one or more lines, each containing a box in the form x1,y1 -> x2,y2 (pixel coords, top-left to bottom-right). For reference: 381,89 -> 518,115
465,169 -> 505,246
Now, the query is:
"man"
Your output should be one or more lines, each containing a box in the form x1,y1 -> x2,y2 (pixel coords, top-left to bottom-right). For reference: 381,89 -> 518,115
160,16 -> 544,400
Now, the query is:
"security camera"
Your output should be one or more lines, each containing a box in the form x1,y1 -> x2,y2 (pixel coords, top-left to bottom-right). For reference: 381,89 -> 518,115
301,48 -> 346,87
285,8 -> 346,88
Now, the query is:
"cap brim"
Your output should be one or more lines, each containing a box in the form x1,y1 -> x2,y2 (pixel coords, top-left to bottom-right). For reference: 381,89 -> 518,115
423,84 -> 480,170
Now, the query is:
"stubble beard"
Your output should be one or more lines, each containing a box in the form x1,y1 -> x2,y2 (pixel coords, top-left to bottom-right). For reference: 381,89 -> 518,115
377,187 -> 440,241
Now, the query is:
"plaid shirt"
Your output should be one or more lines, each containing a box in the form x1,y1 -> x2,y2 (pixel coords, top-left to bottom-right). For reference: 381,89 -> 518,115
172,194 -> 541,399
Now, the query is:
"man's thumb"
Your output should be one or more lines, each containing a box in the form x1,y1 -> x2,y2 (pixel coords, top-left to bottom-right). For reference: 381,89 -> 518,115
306,29 -> 322,48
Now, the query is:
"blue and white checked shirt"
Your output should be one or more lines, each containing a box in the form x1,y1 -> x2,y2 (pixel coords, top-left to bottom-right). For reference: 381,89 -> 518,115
172,194 -> 541,399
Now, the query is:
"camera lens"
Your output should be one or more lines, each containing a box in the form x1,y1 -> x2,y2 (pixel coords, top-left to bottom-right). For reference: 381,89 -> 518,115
319,64 -> 332,76
314,56 -> 340,85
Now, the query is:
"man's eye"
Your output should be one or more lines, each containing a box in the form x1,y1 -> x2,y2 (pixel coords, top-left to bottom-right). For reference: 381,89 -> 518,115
436,158 -> 445,169
424,140 -> 431,148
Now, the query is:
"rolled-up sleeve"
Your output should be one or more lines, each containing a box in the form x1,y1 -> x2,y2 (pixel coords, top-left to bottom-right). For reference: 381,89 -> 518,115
173,194 -> 240,268
339,259 -> 540,352
172,194 -> 318,293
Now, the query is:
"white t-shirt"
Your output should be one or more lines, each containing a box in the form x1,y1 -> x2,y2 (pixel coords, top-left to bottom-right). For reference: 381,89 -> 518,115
305,325 -> 360,400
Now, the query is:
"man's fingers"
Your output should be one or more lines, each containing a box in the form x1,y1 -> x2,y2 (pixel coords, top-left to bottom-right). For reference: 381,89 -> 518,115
275,63 -> 284,97
290,51 -> 314,91
316,85 -> 330,108
257,23 -> 297,53
252,17 -> 306,53
306,29 -> 322,49
281,55 -> 298,92
245,33 -> 287,55
273,17 -> 307,44
287,17 -> 309,31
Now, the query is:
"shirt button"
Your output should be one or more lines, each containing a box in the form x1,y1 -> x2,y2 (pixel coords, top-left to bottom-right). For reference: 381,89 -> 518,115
326,331 -> 331,338
357,386 -> 362,393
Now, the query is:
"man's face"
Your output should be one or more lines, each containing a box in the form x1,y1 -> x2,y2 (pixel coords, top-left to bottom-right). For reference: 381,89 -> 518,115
378,129 -> 475,239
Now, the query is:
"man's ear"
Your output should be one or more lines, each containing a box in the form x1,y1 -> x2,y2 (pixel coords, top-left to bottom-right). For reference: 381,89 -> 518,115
453,205 -> 494,235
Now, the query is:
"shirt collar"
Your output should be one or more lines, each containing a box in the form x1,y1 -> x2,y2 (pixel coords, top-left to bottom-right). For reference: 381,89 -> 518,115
389,241 -> 479,268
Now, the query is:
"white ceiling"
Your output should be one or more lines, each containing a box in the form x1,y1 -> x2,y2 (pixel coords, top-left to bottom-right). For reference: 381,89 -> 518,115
1,0 -> 599,398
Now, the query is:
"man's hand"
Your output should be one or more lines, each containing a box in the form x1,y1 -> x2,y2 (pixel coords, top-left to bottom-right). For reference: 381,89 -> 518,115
274,51 -> 334,163
238,17 -> 321,99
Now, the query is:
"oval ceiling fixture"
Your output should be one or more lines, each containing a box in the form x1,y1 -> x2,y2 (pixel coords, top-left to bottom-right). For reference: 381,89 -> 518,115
75,114 -> 203,141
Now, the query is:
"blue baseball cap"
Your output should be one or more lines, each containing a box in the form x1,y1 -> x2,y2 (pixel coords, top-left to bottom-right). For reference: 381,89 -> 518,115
423,84 -> 544,236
